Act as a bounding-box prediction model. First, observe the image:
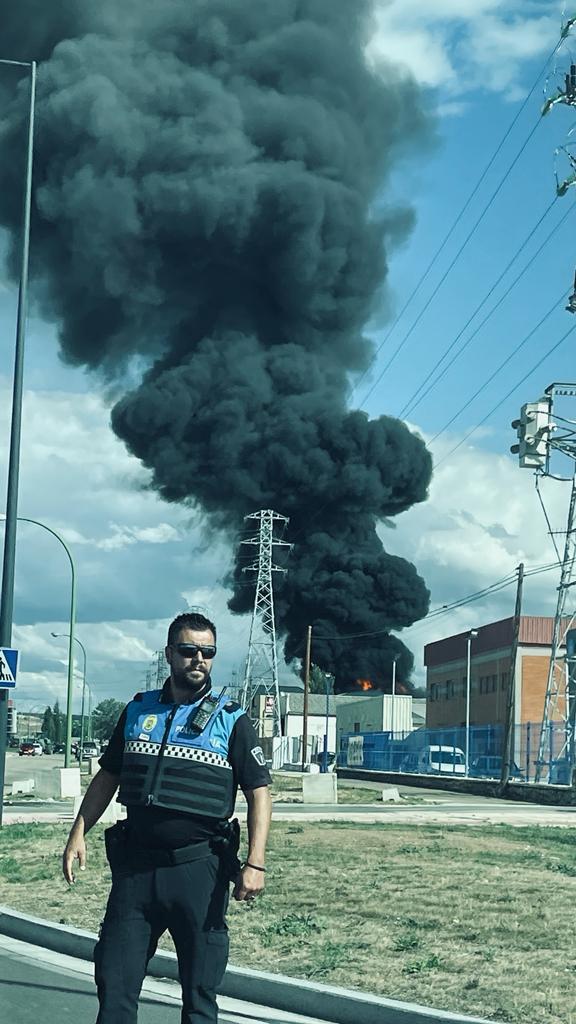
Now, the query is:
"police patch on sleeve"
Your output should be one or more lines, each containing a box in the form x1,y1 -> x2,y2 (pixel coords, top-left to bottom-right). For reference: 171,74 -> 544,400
251,746 -> 266,767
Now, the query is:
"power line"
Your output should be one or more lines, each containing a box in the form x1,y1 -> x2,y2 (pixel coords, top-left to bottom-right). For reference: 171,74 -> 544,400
359,118 -> 543,406
429,289 -> 566,445
400,197 -> 571,420
351,38 -> 562,401
433,321 -> 576,466
535,473 -> 563,563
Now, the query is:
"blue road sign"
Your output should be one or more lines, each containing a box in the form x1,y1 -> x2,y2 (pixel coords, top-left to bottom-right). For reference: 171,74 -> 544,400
0,648 -> 19,687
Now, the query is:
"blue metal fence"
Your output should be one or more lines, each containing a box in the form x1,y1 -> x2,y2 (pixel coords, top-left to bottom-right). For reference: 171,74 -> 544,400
339,721 -> 572,783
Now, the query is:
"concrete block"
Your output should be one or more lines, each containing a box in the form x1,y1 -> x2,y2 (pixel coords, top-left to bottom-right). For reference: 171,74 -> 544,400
381,786 -> 401,803
58,767 -> 82,798
88,757 -> 100,776
302,773 -> 338,804
10,779 -> 34,796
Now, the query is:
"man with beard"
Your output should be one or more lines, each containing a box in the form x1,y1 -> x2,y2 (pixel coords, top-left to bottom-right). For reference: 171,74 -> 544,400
62,611 -> 272,1024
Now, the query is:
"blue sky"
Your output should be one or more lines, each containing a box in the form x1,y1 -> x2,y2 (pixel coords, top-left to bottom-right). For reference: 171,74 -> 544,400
1,0 -> 575,713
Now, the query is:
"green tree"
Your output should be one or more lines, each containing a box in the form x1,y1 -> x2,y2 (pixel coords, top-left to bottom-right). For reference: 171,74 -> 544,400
52,700 -> 64,744
41,706 -> 55,741
308,664 -> 334,695
91,699 -> 125,741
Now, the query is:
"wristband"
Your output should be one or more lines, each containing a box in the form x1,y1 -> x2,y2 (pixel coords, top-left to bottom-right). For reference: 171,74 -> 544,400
244,861 -> 266,872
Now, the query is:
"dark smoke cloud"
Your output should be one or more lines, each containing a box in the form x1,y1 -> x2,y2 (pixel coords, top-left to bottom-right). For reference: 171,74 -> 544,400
0,0 -> 433,691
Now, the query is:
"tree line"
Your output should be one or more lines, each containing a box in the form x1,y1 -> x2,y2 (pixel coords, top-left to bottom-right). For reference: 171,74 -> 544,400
38,699 -> 125,742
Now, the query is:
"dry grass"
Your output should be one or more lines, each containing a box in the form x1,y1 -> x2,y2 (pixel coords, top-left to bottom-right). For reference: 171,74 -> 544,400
1,820 -> 575,1023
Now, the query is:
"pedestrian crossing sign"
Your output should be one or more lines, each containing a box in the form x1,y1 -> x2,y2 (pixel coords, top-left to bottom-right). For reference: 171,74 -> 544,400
0,648 -> 19,687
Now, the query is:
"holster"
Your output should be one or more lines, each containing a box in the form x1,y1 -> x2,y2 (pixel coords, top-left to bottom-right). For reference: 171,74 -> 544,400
104,820 -> 130,872
213,817 -> 242,882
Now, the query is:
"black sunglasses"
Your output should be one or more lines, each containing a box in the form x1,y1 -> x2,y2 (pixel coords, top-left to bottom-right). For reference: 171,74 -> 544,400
172,643 -> 217,659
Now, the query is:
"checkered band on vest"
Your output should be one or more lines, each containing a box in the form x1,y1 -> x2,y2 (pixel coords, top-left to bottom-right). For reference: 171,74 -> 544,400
164,744 -> 232,768
125,739 -> 161,757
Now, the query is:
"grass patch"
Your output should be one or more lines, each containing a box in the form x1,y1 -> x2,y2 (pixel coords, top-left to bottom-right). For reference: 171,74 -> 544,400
0,820 -> 575,1023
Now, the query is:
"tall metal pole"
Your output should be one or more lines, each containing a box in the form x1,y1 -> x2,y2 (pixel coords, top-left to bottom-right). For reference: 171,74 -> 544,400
465,630 -> 478,776
536,472 -> 576,780
301,625 -> 312,773
567,630 -> 576,789
390,655 -> 398,740
0,61 -> 36,826
51,633 -> 86,760
499,564 -> 524,792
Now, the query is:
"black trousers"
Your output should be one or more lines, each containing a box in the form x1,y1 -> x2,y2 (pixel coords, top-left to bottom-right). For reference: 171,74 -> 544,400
94,852 -> 229,1024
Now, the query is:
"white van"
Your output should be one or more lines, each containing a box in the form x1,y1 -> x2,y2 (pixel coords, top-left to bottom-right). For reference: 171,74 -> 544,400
417,745 -> 466,775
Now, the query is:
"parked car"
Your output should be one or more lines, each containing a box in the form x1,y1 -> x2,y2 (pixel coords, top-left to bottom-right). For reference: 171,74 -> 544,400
76,741 -> 100,761
19,740 -> 43,756
469,755 -> 524,781
417,744 -> 466,775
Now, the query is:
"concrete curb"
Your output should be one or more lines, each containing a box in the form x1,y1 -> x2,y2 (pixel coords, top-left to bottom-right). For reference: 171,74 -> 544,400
0,905 -> 497,1024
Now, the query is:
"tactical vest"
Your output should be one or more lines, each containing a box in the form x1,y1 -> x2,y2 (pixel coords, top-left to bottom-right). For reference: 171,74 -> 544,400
117,688 -> 245,819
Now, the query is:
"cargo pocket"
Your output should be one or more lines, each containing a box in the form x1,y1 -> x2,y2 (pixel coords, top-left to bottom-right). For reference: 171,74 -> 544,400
202,929 -> 229,990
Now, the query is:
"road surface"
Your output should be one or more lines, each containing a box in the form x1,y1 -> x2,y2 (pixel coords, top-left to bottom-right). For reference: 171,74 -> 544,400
0,933 -> 333,1024
4,755 -> 576,827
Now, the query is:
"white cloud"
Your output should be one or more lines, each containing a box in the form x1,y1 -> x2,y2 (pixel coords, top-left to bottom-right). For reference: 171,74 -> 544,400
0,379 -> 249,712
366,1 -> 560,100
386,427 -> 570,685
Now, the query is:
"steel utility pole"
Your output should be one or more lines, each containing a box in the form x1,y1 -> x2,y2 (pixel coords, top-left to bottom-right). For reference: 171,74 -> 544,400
498,563 -> 524,792
301,625 -> 312,772
0,60 -> 36,826
510,383 -> 576,782
535,472 -> 576,780
241,510 -> 291,741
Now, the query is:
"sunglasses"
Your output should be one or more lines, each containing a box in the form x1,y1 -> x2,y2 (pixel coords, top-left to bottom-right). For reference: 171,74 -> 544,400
172,643 -> 217,659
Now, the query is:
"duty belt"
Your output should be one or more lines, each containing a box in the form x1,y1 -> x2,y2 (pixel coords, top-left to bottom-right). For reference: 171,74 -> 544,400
129,839 -> 213,868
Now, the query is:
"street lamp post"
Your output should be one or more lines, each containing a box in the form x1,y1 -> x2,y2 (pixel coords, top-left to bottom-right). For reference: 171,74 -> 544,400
0,515 -> 77,771
465,630 -> 479,776
0,57 -> 37,826
51,633 -> 87,760
320,673 -> 333,774
390,655 -> 399,770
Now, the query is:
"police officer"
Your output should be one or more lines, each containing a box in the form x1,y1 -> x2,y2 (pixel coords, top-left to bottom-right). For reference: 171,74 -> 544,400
62,611 -> 272,1024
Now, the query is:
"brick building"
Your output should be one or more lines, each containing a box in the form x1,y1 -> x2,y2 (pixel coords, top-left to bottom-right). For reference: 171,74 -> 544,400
424,616 -> 568,737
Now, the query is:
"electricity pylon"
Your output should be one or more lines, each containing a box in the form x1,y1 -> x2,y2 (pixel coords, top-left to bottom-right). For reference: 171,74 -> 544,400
511,383 -> 576,780
241,510 -> 290,738
535,471 -> 576,779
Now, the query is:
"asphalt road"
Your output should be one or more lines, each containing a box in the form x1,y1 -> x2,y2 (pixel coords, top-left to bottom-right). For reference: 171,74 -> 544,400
5,755 -> 576,827
0,935 -> 334,1024
0,940 -> 182,1024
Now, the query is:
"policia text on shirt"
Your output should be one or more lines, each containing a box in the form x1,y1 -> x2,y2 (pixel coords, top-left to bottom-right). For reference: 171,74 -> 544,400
62,611 -> 273,1024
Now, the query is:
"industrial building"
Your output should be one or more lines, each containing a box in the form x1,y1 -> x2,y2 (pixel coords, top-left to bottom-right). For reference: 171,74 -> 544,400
424,616 -> 567,732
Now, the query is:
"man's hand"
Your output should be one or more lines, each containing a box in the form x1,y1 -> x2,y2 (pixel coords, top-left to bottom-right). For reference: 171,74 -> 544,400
233,864 -> 265,902
62,827 -> 86,885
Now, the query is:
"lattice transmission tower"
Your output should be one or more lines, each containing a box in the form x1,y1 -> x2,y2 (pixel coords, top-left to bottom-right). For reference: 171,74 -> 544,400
241,510 -> 290,739
144,650 -> 168,691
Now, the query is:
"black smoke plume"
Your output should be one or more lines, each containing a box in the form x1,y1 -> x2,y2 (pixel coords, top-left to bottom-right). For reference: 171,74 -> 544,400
0,0 -> 433,692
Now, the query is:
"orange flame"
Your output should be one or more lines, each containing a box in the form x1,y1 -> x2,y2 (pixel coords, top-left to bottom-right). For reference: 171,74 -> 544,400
355,679 -> 374,691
